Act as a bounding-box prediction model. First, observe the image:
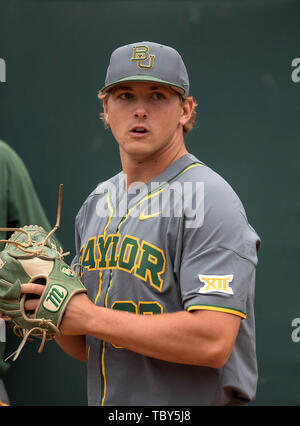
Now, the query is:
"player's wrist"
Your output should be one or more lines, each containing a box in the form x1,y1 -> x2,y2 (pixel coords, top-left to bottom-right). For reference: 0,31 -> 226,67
60,293 -> 96,336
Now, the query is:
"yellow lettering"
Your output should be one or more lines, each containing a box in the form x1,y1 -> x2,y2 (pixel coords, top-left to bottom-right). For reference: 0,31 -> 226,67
199,274 -> 234,295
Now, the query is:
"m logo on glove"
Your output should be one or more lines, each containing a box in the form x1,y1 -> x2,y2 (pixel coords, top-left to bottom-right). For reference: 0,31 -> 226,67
43,285 -> 68,312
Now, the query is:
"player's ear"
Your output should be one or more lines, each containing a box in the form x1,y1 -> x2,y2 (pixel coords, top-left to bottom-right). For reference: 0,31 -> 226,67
98,91 -> 110,128
179,97 -> 194,128
102,97 -> 110,128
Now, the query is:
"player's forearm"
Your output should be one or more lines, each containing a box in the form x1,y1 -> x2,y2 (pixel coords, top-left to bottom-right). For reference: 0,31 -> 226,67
55,334 -> 87,362
91,309 -> 217,366
98,310 -> 229,367
62,296 -> 234,368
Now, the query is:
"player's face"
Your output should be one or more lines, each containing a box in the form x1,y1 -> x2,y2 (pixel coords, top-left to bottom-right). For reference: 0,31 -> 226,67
103,82 -> 193,162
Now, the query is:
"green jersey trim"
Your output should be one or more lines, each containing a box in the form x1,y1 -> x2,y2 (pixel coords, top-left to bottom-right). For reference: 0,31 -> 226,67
187,304 -> 247,319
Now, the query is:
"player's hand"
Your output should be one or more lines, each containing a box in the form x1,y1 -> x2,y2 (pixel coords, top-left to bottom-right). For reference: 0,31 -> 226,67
21,283 -> 44,315
21,283 -> 92,335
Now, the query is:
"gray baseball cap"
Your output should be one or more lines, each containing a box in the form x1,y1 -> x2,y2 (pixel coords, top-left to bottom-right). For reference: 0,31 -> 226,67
101,41 -> 190,95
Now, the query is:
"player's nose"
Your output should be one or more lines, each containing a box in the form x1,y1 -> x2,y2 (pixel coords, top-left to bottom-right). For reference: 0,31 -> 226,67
133,100 -> 148,119
134,108 -> 147,118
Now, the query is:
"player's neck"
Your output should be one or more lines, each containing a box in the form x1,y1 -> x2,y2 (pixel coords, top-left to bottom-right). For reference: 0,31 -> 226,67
120,144 -> 188,189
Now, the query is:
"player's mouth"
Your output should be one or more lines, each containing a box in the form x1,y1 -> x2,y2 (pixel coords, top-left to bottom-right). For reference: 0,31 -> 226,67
129,125 -> 150,138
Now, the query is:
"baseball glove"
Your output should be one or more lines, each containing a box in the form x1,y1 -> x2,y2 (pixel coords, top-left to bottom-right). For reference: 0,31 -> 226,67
0,185 -> 87,361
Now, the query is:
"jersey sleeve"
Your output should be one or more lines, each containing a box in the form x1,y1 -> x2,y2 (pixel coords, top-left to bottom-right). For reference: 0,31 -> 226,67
179,170 -> 260,319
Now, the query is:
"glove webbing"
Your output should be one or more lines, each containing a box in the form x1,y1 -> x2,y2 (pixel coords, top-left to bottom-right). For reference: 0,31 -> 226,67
5,319 -> 60,361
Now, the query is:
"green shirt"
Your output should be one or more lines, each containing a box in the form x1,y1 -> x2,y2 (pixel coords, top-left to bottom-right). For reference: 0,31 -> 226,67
0,140 -> 53,377
0,140 -> 52,246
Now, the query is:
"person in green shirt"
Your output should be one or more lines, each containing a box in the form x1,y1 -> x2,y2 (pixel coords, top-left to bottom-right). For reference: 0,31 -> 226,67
0,140 -> 55,406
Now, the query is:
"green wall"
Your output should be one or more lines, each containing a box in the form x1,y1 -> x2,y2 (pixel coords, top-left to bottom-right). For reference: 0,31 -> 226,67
0,0 -> 299,405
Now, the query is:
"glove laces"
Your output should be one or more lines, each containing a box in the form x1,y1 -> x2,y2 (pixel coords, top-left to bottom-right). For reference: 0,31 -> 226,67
5,320 -> 60,362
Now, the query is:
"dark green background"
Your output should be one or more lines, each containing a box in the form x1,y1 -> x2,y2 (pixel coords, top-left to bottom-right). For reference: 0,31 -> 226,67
0,0 -> 299,406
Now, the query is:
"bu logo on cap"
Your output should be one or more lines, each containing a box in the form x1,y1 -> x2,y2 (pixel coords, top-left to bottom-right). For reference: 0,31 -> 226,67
131,45 -> 155,69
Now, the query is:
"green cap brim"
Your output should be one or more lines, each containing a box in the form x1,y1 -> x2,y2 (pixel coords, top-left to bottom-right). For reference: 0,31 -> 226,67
101,75 -> 186,94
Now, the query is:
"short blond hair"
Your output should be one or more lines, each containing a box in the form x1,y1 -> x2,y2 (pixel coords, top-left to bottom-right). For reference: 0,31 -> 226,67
97,89 -> 197,134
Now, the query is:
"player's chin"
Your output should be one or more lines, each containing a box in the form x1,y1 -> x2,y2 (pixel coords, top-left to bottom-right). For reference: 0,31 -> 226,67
122,140 -> 156,157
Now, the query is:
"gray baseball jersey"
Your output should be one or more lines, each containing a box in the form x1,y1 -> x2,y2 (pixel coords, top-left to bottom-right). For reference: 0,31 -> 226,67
72,153 -> 260,406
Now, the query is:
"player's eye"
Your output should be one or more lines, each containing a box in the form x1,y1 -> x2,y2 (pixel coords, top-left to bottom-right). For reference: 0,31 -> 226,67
152,92 -> 165,100
119,92 -> 133,100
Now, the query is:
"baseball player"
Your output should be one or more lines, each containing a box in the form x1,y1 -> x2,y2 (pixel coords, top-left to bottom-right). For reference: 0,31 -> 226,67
22,41 -> 261,406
